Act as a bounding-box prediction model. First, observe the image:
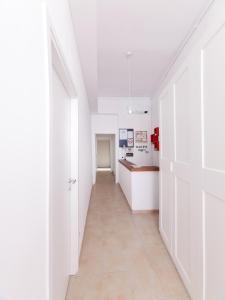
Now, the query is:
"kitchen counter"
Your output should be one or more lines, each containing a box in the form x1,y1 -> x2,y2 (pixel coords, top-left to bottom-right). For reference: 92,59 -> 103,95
118,159 -> 159,213
119,159 -> 159,172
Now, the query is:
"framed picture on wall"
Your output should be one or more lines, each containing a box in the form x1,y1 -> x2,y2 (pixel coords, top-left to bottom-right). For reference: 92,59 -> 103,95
127,129 -> 134,147
135,131 -> 147,143
119,128 -> 128,140
119,128 -> 134,148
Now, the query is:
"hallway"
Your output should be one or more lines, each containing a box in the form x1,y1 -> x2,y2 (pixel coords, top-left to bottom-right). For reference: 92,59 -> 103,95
66,172 -> 190,300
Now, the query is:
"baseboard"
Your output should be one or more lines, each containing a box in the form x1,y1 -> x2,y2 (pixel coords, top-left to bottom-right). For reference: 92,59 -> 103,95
132,209 -> 159,214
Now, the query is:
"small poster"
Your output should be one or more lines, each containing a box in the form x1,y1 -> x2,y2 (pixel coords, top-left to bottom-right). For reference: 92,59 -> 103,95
127,129 -> 134,147
127,138 -> 133,147
135,131 -> 148,143
119,129 -> 128,140
127,130 -> 133,139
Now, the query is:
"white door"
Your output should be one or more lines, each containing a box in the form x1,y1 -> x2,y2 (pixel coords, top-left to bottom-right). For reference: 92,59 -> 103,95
50,68 -> 72,300
199,18 -> 225,300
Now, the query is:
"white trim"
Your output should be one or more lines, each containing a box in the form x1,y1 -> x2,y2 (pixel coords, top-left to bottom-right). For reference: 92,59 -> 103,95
41,3 -> 51,300
43,6 -> 79,299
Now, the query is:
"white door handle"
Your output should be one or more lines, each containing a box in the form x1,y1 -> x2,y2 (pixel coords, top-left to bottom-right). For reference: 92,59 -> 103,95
68,178 -> 76,184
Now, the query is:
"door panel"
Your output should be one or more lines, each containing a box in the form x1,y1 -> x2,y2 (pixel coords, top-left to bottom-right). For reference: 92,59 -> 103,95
174,68 -> 190,163
160,88 -> 174,251
160,90 -> 174,161
161,171 -> 172,245
201,23 -> 225,300
173,63 -> 192,289
175,177 -> 191,278
204,192 -> 225,300
51,68 -> 71,300
202,24 -> 225,172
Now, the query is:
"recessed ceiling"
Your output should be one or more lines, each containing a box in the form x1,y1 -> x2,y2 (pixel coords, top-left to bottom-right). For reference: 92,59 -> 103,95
69,0 -> 211,111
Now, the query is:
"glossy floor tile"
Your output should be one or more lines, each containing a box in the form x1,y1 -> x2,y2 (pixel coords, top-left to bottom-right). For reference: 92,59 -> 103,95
66,171 -> 190,300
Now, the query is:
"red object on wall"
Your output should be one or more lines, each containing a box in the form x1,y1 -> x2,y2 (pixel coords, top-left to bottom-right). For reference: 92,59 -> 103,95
154,127 -> 159,136
151,134 -> 154,143
154,140 -> 160,151
150,127 -> 160,151
151,134 -> 157,143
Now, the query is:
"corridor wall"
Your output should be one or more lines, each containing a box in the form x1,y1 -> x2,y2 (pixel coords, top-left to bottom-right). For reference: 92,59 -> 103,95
98,97 -> 152,166
0,1 -> 92,299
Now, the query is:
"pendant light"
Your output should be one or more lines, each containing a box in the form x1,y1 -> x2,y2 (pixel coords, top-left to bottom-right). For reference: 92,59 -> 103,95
126,51 -> 133,114
125,51 -> 149,115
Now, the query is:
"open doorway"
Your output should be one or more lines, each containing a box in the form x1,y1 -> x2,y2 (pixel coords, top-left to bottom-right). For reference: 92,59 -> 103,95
96,134 -> 116,176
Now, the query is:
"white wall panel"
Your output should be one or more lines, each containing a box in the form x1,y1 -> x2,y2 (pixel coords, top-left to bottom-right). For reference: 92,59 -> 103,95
204,192 -> 225,300
175,178 -> 191,279
160,87 -> 174,252
160,171 -> 172,247
160,90 -> 174,161
202,24 -> 225,172
174,68 -> 190,163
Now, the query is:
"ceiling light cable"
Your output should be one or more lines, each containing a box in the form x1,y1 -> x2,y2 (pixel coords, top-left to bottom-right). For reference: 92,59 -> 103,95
126,51 -> 133,114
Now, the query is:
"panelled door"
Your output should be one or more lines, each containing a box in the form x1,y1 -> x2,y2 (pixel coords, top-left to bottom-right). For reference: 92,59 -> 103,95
199,15 -> 225,300
159,2 -> 225,300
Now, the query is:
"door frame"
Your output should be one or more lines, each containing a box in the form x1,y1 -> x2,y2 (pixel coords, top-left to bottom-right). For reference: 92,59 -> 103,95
96,135 -> 112,170
93,133 -> 117,182
45,13 -> 79,300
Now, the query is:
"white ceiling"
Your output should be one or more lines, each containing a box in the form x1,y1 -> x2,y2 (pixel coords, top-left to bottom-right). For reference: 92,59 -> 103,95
70,0 -> 211,111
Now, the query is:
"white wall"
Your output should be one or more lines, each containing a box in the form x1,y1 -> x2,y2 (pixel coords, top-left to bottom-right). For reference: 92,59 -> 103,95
47,0 -> 93,255
155,1 -> 225,299
98,97 -> 152,166
0,1 -> 92,299
69,0 -> 98,111
0,3 -> 48,299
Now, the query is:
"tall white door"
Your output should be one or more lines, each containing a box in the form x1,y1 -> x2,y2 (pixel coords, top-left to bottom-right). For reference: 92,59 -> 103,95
199,18 -> 225,300
50,68 -> 71,300
159,2 -> 225,299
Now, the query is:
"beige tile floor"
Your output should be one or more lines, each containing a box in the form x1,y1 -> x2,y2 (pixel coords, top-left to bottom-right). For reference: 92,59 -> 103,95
66,171 -> 190,300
